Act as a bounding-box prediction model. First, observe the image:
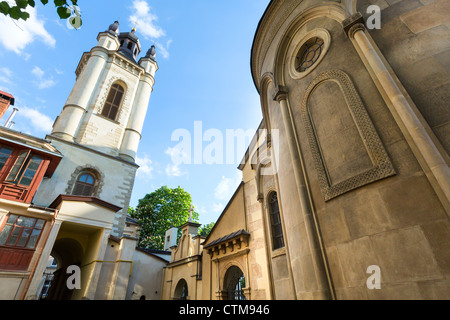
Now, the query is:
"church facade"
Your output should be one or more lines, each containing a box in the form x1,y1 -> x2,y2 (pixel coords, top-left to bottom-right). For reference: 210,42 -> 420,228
0,0 -> 448,300
162,0 -> 450,300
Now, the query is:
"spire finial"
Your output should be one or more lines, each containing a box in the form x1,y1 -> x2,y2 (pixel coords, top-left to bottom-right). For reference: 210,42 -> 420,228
131,19 -> 139,33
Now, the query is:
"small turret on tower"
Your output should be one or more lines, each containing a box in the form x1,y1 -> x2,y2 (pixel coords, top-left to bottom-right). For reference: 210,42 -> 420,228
107,20 -> 120,36
146,45 -> 156,61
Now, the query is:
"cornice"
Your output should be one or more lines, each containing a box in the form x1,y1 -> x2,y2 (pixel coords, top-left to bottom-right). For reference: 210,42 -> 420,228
251,0 -> 281,93
251,0 -> 300,93
75,48 -> 152,81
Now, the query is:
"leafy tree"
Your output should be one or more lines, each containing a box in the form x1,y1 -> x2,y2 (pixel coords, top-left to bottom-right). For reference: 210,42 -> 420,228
0,0 -> 82,29
130,186 -> 199,250
199,222 -> 215,237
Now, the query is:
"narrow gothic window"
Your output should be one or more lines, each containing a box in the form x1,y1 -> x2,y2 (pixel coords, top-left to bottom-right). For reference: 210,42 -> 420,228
268,192 -> 284,250
101,83 -> 125,121
72,173 -> 96,196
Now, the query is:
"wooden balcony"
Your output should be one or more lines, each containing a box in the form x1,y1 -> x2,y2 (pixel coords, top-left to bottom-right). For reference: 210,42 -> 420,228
0,183 -> 29,202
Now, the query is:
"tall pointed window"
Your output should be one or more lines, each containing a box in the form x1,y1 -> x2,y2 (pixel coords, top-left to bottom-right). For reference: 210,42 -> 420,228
72,173 -> 96,196
101,83 -> 124,121
268,192 -> 284,250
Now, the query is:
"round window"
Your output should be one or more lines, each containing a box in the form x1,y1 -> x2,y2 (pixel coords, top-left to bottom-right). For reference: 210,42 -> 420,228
289,29 -> 331,80
295,37 -> 325,73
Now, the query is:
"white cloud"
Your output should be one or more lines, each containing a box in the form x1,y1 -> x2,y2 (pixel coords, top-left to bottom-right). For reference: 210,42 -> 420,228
0,6 -> 55,56
36,97 -> 46,104
129,0 -> 165,39
15,106 -> 53,133
212,203 -> 224,214
0,67 -> 12,78
155,39 -> 172,59
214,173 -> 242,201
165,146 -> 188,177
194,204 -> 207,215
165,163 -> 183,177
31,66 -> 44,78
129,0 -> 171,59
165,145 -> 189,165
31,66 -> 56,89
0,67 -> 12,84
37,78 -> 57,89
136,153 -> 154,178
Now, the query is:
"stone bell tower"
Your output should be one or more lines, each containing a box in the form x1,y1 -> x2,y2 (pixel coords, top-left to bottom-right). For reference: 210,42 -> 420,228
51,21 -> 158,162
34,21 -> 158,237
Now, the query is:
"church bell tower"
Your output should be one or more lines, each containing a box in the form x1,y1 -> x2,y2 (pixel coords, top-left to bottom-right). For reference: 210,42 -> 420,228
34,21 -> 158,237
51,21 -> 158,162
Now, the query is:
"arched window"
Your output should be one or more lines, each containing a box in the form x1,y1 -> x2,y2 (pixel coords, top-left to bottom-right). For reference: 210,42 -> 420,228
101,83 -> 125,121
268,192 -> 284,250
72,173 -> 96,196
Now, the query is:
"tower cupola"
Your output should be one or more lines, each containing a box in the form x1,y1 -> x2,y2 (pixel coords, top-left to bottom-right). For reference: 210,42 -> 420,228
107,20 -> 120,36
117,28 -> 141,61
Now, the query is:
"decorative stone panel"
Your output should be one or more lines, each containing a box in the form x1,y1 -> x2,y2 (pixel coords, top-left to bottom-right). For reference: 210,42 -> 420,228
301,69 -> 396,201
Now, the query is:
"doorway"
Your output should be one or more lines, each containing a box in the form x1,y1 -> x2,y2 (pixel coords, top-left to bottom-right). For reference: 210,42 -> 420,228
223,266 -> 246,300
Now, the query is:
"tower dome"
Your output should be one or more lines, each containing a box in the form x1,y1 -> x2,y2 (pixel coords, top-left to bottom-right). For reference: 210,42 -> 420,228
145,45 -> 156,61
117,28 -> 141,61
107,20 -> 120,36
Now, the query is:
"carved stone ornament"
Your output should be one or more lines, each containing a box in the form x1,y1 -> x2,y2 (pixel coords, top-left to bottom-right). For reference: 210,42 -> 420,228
301,69 -> 396,201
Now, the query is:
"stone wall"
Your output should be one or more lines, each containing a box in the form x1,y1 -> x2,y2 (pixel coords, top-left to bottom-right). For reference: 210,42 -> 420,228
358,0 -> 450,154
253,0 -> 449,299
33,138 -> 138,237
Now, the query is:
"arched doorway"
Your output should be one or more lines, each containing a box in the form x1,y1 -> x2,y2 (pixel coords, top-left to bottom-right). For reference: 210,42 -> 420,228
39,255 -> 58,300
223,266 -> 246,300
173,279 -> 189,300
45,238 -> 83,300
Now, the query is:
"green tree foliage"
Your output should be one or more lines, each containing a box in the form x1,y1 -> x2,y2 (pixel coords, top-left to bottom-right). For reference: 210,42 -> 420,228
0,0 -> 82,28
199,222 -> 215,237
130,186 -> 199,250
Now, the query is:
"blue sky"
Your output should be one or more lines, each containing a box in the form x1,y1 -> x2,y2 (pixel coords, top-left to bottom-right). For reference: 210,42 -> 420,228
0,0 -> 270,226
